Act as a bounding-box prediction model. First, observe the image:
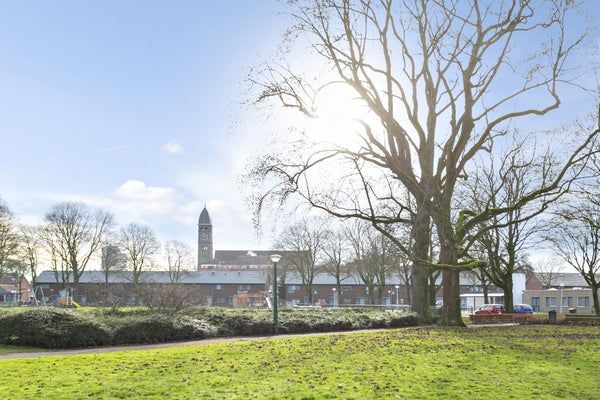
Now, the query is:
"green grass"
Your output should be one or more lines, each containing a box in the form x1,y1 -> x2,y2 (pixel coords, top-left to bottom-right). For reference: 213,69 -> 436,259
1,325 -> 598,399
0,344 -> 41,355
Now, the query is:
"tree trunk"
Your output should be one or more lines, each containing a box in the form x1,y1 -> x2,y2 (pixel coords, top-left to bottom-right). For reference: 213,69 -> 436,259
410,209 -> 432,322
483,282 -> 489,305
592,284 -> 600,316
336,281 -> 343,305
428,273 -> 438,307
438,238 -> 464,326
439,270 -> 463,326
502,273 -> 514,313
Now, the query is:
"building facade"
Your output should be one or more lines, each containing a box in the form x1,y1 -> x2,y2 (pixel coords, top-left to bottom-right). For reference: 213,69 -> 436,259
523,288 -> 598,314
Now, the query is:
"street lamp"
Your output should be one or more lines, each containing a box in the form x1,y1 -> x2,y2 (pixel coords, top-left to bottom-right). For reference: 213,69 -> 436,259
395,284 -> 400,307
388,290 -> 392,307
559,282 -> 564,315
332,287 -> 337,308
269,254 -> 282,333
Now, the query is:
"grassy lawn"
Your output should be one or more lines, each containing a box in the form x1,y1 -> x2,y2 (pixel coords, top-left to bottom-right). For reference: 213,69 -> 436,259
0,344 -> 41,355
1,325 -> 598,399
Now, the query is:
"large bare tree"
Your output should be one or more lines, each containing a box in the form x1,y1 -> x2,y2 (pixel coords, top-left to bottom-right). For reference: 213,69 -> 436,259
248,0 -> 597,325
43,202 -> 113,300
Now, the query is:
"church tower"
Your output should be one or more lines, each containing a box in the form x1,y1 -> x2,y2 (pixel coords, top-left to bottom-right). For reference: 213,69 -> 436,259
197,206 -> 213,267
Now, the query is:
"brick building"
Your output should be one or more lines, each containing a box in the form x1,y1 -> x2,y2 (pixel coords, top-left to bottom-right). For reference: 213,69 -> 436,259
0,273 -> 32,304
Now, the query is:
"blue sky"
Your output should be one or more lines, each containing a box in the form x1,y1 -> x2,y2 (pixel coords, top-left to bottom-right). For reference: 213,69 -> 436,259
0,0 -> 287,252
1,1 -> 600,265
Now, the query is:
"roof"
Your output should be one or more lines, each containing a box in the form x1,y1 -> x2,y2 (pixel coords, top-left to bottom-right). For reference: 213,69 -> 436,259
0,284 -> 18,294
211,250 -> 305,266
541,273 -> 599,288
37,270 -> 268,285
284,273 -> 405,285
198,207 -> 211,225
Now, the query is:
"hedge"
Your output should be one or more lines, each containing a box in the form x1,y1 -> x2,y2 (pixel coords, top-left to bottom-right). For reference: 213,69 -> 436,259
0,308 -> 110,348
0,307 -> 419,349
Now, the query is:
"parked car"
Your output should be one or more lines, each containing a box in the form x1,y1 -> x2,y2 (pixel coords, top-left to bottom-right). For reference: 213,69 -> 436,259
474,304 -> 503,315
513,304 -> 533,314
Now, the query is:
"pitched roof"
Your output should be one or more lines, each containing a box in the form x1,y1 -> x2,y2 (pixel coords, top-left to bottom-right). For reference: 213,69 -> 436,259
211,250 -> 305,266
37,270 -> 268,285
0,284 -> 18,294
541,272 -> 598,288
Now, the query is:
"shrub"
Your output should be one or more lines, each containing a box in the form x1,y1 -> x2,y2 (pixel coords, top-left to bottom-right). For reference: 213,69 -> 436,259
110,315 -> 217,344
0,308 -> 110,349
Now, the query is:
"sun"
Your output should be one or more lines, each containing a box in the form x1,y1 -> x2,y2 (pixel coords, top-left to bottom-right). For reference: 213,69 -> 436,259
305,83 -> 371,149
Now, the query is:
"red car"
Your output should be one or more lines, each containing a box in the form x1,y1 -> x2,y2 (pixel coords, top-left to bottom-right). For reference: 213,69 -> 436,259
474,304 -> 504,315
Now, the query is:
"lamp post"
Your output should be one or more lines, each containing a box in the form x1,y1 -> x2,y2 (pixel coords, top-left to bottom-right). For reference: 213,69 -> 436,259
332,287 -> 337,308
394,284 -> 400,307
269,254 -> 282,333
388,290 -> 392,307
559,283 -> 564,315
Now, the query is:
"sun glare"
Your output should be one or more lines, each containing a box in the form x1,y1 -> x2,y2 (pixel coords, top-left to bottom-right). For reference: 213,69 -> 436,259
306,84 -> 370,149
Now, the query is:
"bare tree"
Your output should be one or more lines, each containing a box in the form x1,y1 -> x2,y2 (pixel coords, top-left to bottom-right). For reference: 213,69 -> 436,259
344,220 -> 377,304
43,202 -> 113,301
276,218 -> 328,304
547,201 -> 600,315
322,228 -> 350,304
248,0 -> 598,325
534,258 -> 564,289
119,222 -> 160,304
149,240 -> 195,310
164,240 -> 193,284
0,197 -> 20,282
100,243 -> 125,284
18,224 -> 41,288
464,142 -> 549,312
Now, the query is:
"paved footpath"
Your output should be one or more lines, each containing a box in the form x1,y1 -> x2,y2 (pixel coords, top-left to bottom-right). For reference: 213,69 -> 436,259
0,323 -> 518,360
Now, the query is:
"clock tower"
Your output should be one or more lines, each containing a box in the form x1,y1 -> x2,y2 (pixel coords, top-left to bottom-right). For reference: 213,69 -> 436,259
197,206 -> 213,267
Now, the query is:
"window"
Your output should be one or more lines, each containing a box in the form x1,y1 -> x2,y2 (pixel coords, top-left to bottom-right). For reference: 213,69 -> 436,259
356,297 -> 365,305
531,297 -> 540,307
460,298 -> 467,308
562,297 -> 572,307
545,297 -> 556,307
577,297 -> 590,308
227,296 -> 234,306
238,284 -> 249,291
214,284 -> 222,290
288,285 -> 299,293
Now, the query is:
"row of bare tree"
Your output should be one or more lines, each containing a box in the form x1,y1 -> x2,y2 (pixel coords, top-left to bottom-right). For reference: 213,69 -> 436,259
0,198 -> 196,305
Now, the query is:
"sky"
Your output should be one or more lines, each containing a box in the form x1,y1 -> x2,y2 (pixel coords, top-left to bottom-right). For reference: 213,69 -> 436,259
0,0 -> 288,254
1,1 -> 600,269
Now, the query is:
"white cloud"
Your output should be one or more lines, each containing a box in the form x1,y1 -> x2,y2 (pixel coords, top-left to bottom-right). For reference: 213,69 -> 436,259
161,140 -> 185,155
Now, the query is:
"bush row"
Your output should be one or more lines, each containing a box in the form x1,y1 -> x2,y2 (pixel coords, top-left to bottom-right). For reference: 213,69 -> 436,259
0,307 -> 419,349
